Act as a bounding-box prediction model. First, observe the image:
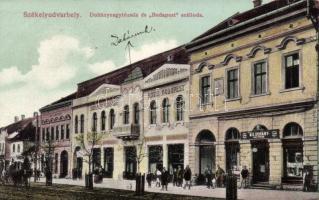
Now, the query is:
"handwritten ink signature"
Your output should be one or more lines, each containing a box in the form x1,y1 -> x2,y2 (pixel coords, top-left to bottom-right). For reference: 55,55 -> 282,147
110,25 -> 155,46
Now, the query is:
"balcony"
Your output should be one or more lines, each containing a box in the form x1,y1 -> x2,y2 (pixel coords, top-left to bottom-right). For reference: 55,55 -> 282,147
112,124 -> 140,140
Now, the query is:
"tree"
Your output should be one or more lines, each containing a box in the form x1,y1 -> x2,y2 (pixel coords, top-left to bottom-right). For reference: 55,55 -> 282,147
75,131 -> 103,189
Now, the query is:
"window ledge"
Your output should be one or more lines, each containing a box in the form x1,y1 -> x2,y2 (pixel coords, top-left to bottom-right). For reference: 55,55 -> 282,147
149,124 -> 157,128
161,123 -> 169,126
225,97 -> 241,102
197,102 -> 213,108
279,86 -> 305,93
175,121 -> 185,126
249,92 -> 271,98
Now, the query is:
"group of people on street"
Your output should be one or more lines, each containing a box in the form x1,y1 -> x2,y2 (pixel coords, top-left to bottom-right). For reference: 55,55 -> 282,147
146,165 -> 192,191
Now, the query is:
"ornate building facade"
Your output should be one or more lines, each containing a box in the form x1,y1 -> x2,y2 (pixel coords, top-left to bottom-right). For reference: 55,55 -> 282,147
71,46 -> 189,180
186,0 -> 318,188
39,93 -> 76,178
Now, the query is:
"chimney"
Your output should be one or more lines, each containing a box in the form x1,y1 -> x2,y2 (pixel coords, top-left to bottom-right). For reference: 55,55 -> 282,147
252,0 -> 262,7
21,114 -> 25,120
14,116 -> 19,122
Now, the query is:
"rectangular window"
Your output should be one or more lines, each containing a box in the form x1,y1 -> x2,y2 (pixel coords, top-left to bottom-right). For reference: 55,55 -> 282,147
66,124 -> 70,139
201,76 -> 210,104
42,128 -> 45,142
227,69 -> 239,99
51,127 -> 55,141
285,53 -> 299,89
61,125 -> 65,140
253,62 -> 267,95
46,128 -> 50,141
56,126 -> 59,140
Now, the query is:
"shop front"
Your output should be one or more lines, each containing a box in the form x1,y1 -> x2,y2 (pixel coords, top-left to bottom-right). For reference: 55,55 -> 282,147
168,144 -> 184,174
103,147 -> 114,178
148,145 -> 163,173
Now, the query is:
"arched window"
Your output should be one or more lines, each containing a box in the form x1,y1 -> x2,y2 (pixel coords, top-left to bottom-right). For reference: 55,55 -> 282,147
51,127 -> 55,140
80,114 -> 84,133
162,98 -> 169,123
74,115 -> 78,134
13,144 -> 15,153
109,109 -> 115,129
283,122 -> 303,138
56,126 -> 59,140
101,111 -> 106,131
133,103 -> 139,124
123,105 -> 129,124
225,128 -> 240,140
150,101 -> 157,124
176,95 -> 184,121
92,112 -> 97,132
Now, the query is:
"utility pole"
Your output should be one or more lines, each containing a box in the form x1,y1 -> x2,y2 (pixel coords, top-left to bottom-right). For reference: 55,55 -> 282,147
34,112 -> 39,183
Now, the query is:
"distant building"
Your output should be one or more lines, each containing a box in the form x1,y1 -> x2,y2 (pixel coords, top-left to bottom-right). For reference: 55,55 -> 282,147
39,93 -> 76,178
1,115 -> 37,169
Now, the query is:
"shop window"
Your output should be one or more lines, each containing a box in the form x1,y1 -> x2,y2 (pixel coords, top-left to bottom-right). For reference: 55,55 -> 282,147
176,95 -> 184,121
162,98 -> 169,123
74,115 -> 78,134
283,122 -> 303,179
284,53 -> 299,89
92,112 -> 97,132
253,61 -> 267,95
225,128 -> 240,172
227,69 -> 239,99
133,103 -> 139,124
150,101 -> 157,125
124,146 -> 137,180
148,145 -> 163,173
123,105 -> 129,124
168,144 -> 184,174
103,148 -> 114,178
200,76 -> 210,104
92,148 -> 101,169
80,114 -> 85,133
109,109 -> 115,130
101,111 -> 106,131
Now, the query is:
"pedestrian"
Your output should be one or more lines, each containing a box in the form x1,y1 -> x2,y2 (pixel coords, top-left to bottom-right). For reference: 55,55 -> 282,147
240,165 -> 249,189
183,165 -> 192,190
204,167 -> 213,188
172,168 -> 178,186
146,171 -> 152,188
161,167 -> 169,191
177,165 -> 183,187
215,165 -> 225,187
155,168 -> 161,187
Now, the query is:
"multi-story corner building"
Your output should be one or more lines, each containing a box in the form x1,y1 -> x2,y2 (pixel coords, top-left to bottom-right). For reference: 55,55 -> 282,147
39,93 -> 76,178
71,46 -> 189,180
1,115 -> 37,169
142,63 -> 190,175
186,0 -> 318,188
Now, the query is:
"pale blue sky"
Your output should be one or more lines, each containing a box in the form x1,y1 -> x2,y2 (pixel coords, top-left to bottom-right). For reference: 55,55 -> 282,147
0,0 -> 272,125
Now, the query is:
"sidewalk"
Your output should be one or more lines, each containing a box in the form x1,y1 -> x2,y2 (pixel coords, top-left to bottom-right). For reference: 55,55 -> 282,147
38,178 -> 318,200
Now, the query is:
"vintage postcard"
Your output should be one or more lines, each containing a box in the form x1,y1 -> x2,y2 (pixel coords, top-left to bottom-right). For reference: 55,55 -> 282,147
0,0 -> 318,199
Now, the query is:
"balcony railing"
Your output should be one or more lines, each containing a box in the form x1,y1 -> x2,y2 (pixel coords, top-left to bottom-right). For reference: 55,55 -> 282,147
112,124 -> 140,139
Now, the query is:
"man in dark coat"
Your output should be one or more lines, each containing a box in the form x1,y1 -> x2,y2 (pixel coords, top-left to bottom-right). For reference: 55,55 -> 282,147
177,165 -> 183,187
146,171 -> 152,188
161,167 -> 169,191
183,165 -> 192,190
204,167 -> 213,188
240,165 -> 249,189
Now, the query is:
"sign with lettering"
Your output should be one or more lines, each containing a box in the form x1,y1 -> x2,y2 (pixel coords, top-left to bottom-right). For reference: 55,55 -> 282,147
148,85 -> 184,98
241,129 -> 279,140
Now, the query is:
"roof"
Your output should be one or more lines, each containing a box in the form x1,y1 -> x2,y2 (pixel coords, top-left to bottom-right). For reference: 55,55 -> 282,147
76,45 -> 189,98
4,118 -> 35,142
187,0 -> 306,51
39,92 -> 76,112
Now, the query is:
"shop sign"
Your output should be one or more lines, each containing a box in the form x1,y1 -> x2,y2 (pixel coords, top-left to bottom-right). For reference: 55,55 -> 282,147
241,129 -> 279,140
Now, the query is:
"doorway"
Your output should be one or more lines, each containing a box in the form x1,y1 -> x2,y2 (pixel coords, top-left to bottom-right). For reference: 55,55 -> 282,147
60,150 -> 68,178
252,140 -> 269,183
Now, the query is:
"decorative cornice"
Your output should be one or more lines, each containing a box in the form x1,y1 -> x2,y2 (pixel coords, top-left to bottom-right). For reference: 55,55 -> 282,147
221,54 -> 242,66
276,35 -> 306,50
246,45 -> 272,58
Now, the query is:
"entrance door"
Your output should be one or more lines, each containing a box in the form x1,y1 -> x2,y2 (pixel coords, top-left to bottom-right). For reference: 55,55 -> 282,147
104,148 -> 114,178
200,145 -> 215,174
60,151 -> 68,178
252,140 -> 269,183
